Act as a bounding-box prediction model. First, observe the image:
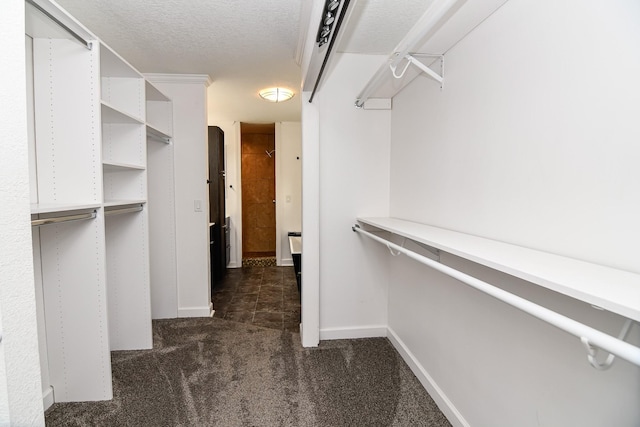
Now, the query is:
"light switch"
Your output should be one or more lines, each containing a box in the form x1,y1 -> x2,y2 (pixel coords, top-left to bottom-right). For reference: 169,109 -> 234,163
286,195 -> 291,203
194,200 -> 202,212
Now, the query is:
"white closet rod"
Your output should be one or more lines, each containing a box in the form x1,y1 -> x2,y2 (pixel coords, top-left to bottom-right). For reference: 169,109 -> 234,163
25,0 -> 92,50
105,205 -> 143,216
352,224 -> 640,369
31,211 -> 96,227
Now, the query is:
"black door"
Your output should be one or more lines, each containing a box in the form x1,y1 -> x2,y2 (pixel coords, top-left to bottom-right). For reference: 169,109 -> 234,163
208,126 -> 227,287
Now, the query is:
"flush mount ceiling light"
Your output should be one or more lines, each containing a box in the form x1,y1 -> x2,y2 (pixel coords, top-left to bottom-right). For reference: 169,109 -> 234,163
258,87 -> 295,103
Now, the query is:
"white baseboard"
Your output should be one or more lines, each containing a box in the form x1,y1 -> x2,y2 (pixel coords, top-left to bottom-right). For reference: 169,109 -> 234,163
319,325 -> 387,340
42,385 -> 54,410
278,258 -> 294,267
178,302 -> 214,318
387,327 -> 469,427
227,262 -> 241,269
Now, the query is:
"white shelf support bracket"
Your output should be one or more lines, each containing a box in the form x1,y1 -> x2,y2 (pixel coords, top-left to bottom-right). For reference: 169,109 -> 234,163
390,54 -> 444,88
580,318 -> 635,370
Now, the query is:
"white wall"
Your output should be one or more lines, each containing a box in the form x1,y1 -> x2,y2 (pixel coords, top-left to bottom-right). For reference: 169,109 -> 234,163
300,91 -> 320,346
146,75 -> 213,318
315,53 -> 392,339
0,1 -> 45,424
275,122 -> 302,266
387,0 -> 640,425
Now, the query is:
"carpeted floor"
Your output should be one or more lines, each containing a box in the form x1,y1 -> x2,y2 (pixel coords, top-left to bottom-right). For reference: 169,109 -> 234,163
45,317 -> 451,427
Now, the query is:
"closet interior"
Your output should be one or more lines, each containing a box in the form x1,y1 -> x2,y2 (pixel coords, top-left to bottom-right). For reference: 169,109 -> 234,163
26,0 -> 174,408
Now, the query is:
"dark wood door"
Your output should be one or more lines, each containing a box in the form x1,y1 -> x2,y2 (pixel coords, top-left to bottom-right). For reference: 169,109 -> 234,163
208,126 -> 226,285
241,123 -> 276,259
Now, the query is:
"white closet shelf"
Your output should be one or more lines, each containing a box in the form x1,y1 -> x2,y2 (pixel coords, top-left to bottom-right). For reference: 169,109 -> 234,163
357,217 -> 640,322
145,81 -> 170,102
146,124 -> 172,142
355,0 -> 508,107
100,44 -> 142,79
103,161 -> 145,171
101,101 -> 145,124
103,199 -> 146,208
31,202 -> 101,214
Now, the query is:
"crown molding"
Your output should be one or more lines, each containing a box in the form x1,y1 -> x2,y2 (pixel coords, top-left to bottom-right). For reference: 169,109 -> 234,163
144,73 -> 213,87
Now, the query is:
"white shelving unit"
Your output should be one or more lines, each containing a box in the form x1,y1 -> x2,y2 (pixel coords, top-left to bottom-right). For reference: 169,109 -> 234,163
24,0 -> 172,407
26,0 -> 112,404
99,43 -> 153,351
145,80 -> 178,319
357,217 -> 640,322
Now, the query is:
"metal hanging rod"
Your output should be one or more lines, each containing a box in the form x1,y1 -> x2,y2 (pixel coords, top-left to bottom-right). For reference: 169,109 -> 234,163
352,224 -> 640,369
25,0 -> 93,50
105,205 -> 144,216
31,210 -> 96,227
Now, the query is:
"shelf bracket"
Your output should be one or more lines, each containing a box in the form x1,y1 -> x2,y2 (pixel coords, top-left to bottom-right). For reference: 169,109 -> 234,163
390,54 -> 444,88
580,318 -> 635,370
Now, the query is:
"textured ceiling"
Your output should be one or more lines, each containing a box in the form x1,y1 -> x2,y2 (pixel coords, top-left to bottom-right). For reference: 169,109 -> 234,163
55,0 -> 304,123
338,0 -> 434,54
53,0 -> 435,123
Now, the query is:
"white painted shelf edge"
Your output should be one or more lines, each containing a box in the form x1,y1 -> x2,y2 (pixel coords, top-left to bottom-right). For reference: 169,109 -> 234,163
31,202 -> 101,214
146,124 -> 172,142
145,80 -> 170,102
357,217 -> 640,322
103,199 -> 146,208
103,161 -> 145,171
101,101 -> 145,124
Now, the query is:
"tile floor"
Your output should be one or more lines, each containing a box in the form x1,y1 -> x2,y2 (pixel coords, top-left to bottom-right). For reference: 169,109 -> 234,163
212,266 -> 301,331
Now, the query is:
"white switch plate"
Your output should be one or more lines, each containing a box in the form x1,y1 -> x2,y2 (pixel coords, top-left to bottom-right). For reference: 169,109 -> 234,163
286,195 -> 291,203
194,200 -> 202,212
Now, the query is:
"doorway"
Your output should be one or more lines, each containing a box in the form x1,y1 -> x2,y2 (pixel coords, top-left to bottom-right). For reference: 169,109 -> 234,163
241,123 -> 276,265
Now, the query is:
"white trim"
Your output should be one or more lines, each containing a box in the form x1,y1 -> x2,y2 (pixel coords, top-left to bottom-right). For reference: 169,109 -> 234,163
227,262 -> 241,269
319,325 -> 387,340
144,73 -> 213,87
279,258 -> 293,267
178,302 -> 213,318
275,122 -> 283,266
300,92 -> 320,347
294,0 -> 313,66
42,386 -> 54,411
232,121 -> 243,267
387,326 -> 469,427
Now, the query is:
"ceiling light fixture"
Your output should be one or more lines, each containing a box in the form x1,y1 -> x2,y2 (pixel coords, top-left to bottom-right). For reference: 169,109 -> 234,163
316,0 -> 343,47
258,87 -> 295,103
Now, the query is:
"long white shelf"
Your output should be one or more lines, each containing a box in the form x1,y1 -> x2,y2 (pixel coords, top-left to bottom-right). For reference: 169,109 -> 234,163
31,202 -> 101,215
101,101 -> 145,124
103,199 -> 146,208
146,124 -> 172,143
357,217 -> 640,322
103,161 -> 145,171
355,0 -> 508,106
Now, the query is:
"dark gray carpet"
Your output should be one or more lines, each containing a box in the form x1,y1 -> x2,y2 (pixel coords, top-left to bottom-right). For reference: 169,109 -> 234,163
45,317 -> 451,426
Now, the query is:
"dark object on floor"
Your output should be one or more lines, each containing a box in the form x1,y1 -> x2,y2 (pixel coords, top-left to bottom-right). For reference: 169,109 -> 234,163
45,317 -> 452,427
288,231 -> 302,295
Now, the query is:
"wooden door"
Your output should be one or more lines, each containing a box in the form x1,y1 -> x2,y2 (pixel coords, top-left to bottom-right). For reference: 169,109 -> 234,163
241,123 -> 276,259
